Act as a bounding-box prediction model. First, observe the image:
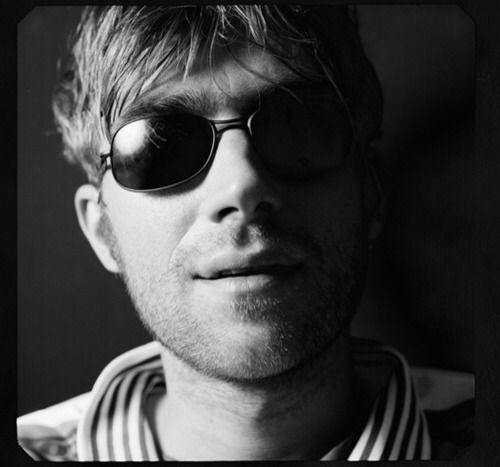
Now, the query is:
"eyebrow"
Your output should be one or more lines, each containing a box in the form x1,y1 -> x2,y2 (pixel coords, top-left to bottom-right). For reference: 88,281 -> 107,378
113,76 -> 327,132
113,88 -> 218,132
147,88 -> 220,115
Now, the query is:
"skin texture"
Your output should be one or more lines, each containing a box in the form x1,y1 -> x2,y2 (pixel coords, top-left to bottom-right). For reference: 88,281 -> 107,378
75,45 -> 378,459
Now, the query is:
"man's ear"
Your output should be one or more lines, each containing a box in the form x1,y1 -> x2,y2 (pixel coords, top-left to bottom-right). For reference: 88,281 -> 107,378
74,184 -> 121,273
364,152 -> 387,243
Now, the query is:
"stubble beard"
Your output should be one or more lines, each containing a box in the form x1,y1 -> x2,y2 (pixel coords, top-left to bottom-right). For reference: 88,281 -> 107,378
98,212 -> 368,383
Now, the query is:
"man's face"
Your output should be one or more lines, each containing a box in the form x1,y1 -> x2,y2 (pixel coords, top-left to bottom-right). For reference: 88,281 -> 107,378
97,45 -> 369,381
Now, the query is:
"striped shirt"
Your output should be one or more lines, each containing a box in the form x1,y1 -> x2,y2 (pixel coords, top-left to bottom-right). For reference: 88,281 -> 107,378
18,339 -> 436,461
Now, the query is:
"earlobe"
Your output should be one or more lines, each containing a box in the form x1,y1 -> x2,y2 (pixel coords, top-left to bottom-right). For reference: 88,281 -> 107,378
74,185 -> 121,273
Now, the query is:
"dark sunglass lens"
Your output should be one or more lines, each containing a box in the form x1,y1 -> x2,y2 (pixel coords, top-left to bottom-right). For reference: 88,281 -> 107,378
111,115 -> 213,190
251,87 -> 352,179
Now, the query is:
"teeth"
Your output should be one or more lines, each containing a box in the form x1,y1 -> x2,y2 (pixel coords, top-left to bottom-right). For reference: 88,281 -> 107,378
212,265 -> 293,279
216,269 -> 252,278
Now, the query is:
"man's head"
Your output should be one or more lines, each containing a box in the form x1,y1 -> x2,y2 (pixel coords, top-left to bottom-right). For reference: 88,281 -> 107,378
55,6 -> 384,382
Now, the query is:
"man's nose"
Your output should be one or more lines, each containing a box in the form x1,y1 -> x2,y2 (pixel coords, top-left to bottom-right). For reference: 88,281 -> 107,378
198,128 -> 283,224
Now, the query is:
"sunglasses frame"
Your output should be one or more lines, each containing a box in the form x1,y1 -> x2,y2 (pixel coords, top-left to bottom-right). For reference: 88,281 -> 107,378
99,85 -> 356,192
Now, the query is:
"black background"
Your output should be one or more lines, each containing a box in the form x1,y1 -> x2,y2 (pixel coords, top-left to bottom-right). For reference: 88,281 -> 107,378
11,3 -> 500,465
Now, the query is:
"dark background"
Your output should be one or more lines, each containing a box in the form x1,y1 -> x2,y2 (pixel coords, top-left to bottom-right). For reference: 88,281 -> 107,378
18,6 -> 476,417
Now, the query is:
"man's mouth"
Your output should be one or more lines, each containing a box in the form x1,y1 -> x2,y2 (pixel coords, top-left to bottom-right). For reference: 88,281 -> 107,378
205,264 -> 299,280
193,248 -> 304,291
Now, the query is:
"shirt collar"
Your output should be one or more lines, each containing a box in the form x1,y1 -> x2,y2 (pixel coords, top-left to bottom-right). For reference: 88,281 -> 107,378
77,340 -> 431,461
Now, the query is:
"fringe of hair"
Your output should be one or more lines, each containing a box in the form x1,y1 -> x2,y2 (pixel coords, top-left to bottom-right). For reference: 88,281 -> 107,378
52,5 -> 383,184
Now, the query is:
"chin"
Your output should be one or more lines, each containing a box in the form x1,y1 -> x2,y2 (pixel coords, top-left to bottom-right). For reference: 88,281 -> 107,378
149,306 -> 342,383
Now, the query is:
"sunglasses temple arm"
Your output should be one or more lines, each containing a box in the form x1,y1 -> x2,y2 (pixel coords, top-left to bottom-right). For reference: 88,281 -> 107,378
100,154 -> 110,166
97,155 -> 111,205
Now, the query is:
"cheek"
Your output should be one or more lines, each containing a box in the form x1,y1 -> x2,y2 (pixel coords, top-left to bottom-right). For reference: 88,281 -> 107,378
105,184 -> 198,271
291,166 -> 365,241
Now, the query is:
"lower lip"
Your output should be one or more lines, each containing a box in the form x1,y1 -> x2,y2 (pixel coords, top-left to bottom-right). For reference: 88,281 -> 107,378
195,268 -> 301,294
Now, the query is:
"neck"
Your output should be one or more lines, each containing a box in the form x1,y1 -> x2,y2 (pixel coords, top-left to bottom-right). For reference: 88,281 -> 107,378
148,333 -> 356,460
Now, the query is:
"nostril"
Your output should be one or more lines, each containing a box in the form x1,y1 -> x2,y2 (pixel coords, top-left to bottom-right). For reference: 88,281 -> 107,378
218,206 -> 238,220
217,201 -> 275,222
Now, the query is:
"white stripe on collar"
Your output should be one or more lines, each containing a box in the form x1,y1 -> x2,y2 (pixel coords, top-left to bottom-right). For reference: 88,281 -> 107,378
77,340 -> 430,461
77,342 -> 163,461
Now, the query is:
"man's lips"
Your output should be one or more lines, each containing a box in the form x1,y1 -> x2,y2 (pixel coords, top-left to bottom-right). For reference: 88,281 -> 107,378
203,264 -> 299,280
194,250 -> 303,280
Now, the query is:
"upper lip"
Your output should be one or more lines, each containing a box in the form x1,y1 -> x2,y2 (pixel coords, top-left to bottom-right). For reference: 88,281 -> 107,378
195,249 -> 303,280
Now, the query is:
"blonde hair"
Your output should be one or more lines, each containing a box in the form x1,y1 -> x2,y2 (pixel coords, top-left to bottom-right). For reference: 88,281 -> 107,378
53,5 -> 382,184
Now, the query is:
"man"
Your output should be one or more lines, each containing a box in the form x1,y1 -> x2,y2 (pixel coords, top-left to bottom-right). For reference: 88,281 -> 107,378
17,5 -> 473,461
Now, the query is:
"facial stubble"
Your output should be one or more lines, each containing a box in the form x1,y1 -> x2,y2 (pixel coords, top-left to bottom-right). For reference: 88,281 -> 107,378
97,209 -> 369,383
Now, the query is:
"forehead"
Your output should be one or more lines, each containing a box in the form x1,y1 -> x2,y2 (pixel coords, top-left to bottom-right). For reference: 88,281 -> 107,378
116,45 -> 324,125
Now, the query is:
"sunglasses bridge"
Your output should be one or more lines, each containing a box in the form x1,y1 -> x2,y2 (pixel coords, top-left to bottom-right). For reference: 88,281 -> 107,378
210,113 -> 256,137
202,114 -> 259,166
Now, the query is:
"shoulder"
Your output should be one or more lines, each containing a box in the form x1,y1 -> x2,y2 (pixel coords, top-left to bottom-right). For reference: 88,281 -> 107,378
17,342 -> 163,461
17,392 -> 91,461
351,338 -> 475,460
411,366 -> 475,460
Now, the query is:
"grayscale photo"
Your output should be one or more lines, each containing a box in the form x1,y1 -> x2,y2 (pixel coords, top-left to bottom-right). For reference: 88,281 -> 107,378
18,5 -> 477,461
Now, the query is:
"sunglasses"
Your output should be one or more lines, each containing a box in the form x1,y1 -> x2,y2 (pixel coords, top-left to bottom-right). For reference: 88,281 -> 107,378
100,85 -> 354,192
